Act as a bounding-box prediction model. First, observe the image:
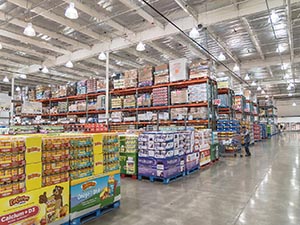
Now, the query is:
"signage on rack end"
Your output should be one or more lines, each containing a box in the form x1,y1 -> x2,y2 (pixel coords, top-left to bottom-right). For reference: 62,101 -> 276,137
213,99 -> 221,106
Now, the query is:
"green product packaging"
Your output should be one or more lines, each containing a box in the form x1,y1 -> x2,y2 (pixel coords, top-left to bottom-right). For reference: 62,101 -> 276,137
120,152 -> 138,175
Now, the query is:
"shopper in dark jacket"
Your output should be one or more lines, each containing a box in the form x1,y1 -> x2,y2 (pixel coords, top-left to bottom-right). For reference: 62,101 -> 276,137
242,126 -> 251,157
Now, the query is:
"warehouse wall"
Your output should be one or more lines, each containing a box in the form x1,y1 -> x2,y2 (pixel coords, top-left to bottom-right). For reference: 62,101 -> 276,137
276,99 -> 300,117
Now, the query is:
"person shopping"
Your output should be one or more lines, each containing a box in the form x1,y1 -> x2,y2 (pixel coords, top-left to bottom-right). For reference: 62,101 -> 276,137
242,126 -> 251,157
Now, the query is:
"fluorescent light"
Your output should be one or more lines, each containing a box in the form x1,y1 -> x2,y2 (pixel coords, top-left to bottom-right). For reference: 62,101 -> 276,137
233,64 -> 240,72
218,53 -> 226,61
276,44 -> 285,53
65,60 -> 74,68
269,10 -> 280,24
257,86 -> 262,91
288,93 -> 292,96
42,66 -> 49,73
98,52 -> 106,60
136,41 -> 145,51
189,27 -> 200,39
65,2 -> 78,19
251,80 -> 257,86
23,23 -> 36,37
16,86 -> 20,92
19,74 -> 27,79
244,74 -> 250,81
293,102 -> 296,107
261,89 -> 266,94
3,76 -> 9,83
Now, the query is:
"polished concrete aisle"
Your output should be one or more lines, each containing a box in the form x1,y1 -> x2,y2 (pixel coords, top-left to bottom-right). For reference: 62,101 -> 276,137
89,133 -> 300,225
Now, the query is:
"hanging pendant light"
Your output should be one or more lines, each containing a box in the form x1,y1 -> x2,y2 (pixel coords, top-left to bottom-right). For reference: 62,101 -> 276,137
276,44 -> 285,53
288,93 -> 292,97
269,10 -> 280,24
19,74 -> 27,79
244,73 -> 250,81
65,60 -> 74,68
42,66 -> 49,73
218,53 -> 226,61
98,52 -> 106,61
265,95 -> 269,98
3,76 -> 9,83
23,23 -> 36,37
136,41 -> 145,52
261,89 -> 265,95
292,102 -> 296,107
65,2 -> 78,19
251,80 -> 257,86
233,64 -> 240,72
189,27 -> 200,39
16,86 -> 21,92
257,86 -> 262,91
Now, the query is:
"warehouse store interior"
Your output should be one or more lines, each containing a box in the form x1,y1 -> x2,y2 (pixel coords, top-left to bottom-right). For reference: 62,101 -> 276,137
0,0 -> 299,225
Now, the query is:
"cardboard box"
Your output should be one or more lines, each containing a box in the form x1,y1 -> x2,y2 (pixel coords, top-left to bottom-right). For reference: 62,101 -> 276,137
26,162 -> 42,191
25,137 -> 42,164
169,58 -> 188,82
0,181 -> 69,225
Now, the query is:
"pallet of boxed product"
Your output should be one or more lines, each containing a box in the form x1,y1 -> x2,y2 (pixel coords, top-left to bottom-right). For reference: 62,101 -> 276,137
51,85 -> 60,98
97,79 -> 106,92
59,85 -> 67,97
169,58 -> 188,82
171,88 -> 188,105
123,95 -> 136,108
137,93 -> 151,107
113,73 -> 125,89
124,69 -> 138,88
218,94 -> 231,108
67,82 -> 77,96
111,96 -> 123,109
87,78 -> 98,93
154,64 -> 169,84
77,80 -> 87,95
153,87 -> 168,106
36,85 -> 51,100
189,59 -> 211,79
188,83 -> 209,103
171,108 -> 188,120
216,77 -> 233,89
188,107 -> 208,120
138,66 -> 153,87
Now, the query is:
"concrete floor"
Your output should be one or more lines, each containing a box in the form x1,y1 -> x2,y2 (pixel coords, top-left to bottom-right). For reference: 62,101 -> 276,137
89,132 -> 300,225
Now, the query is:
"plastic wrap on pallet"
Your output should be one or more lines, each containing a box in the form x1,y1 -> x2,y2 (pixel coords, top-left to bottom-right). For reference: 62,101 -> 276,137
189,59 -> 211,79
154,64 -> 169,84
138,66 -> 153,87
218,94 -> 230,107
171,88 -> 188,104
188,107 -> 208,120
137,93 -> 151,107
188,83 -> 209,103
153,87 -> 168,106
77,80 -> 87,95
124,69 -> 138,88
169,58 -> 188,82
170,108 -> 188,120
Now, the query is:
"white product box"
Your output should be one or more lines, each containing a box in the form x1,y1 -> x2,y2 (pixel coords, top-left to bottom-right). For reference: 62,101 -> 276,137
169,58 -> 188,82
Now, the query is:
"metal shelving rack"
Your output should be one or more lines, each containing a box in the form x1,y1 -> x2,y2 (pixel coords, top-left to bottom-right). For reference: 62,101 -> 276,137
217,88 -> 235,120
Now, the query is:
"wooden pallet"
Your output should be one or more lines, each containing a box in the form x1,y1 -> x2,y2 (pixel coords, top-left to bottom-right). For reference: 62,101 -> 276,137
138,172 -> 185,184
121,173 -> 137,180
185,165 -> 200,175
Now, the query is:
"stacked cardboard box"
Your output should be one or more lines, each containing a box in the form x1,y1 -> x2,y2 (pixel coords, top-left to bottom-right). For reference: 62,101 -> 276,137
124,69 -> 138,88
188,83 -> 208,103
154,64 -> 169,84
153,87 -> 168,106
189,59 -> 211,79
171,89 -> 188,104
138,66 -> 153,87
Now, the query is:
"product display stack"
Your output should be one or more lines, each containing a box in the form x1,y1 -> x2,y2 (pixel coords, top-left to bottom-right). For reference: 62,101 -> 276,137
119,134 -> 139,178
138,66 -> 153,87
138,131 -> 187,183
253,123 -> 262,141
196,129 -> 212,167
154,64 -> 169,84
217,120 -> 241,156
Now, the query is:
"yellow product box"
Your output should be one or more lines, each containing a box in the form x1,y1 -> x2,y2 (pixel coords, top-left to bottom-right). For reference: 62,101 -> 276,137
26,162 -> 42,191
94,154 -> 104,175
25,137 -> 42,164
93,134 -> 103,154
0,181 -> 69,225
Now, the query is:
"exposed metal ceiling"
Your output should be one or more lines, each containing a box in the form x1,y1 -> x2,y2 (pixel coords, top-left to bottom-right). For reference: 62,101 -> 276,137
0,0 -> 298,99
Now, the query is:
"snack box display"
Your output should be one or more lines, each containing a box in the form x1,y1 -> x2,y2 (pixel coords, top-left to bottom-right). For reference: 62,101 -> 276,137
70,173 -> 121,219
0,181 -> 69,225
154,64 -> 169,84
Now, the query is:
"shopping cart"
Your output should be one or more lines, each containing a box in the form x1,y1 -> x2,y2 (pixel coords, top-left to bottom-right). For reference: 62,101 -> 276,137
219,133 -> 242,157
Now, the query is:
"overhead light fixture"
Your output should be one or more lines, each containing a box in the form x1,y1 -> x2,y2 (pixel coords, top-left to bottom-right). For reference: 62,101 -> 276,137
257,86 -> 262,91
65,2 -> 78,19
42,66 -> 49,73
292,102 -> 296,107
98,52 -> 106,61
269,10 -> 280,24
3,76 -> 9,83
65,60 -> 74,68
23,23 -> 36,37
19,74 -> 27,79
265,95 -> 269,98
281,63 -> 289,70
287,85 -> 292,91
276,44 -> 285,53
283,74 -> 289,79
16,86 -> 21,92
189,27 -> 200,39
0,43 -> 2,49
251,80 -> 257,86
218,53 -> 226,61
289,82 -> 295,88
244,73 -> 250,81
261,89 -> 266,94
288,93 -> 292,97
136,41 -> 145,52
233,64 -> 240,72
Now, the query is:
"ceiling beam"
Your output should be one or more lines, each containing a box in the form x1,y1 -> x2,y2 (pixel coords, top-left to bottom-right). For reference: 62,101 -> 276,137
148,41 -> 181,60
124,48 -> 161,65
0,11 -> 90,50
87,58 -> 124,72
63,0 -> 135,37
174,0 -> 198,21
175,35 -> 207,59
110,54 -> 141,68
286,0 -> 295,81
7,0 -> 109,41
0,51 -> 40,64
118,0 -> 164,29
0,29 -> 70,55
20,0 -> 297,74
